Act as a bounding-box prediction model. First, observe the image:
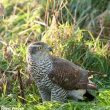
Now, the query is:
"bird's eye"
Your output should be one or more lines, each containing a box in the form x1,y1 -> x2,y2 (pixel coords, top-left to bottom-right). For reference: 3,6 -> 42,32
37,46 -> 42,50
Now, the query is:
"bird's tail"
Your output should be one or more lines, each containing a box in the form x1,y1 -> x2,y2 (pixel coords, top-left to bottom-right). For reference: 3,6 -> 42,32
87,80 -> 97,90
84,91 -> 95,101
87,83 -> 97,90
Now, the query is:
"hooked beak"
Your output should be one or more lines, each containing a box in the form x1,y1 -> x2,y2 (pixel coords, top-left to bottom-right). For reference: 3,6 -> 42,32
48,46 -> 53,52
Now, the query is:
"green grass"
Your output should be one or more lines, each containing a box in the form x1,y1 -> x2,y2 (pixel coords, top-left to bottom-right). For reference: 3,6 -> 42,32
1,91 -> 110,110
0,0 -> 110,110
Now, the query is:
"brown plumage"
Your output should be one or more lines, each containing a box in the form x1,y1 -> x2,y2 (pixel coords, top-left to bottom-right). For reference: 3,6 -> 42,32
48,56 -> 97,90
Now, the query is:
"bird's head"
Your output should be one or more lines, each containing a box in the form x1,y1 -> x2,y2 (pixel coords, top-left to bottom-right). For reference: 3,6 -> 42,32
27,42 -> 52,61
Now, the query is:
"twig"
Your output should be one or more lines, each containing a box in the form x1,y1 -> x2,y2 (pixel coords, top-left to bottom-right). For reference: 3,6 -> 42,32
24,31 -> 33,45
97,26 -> 104,40
0,40 -> 7,46
3,59 -> 13,74
34,21 -> 48,27
17,68 -> 26,104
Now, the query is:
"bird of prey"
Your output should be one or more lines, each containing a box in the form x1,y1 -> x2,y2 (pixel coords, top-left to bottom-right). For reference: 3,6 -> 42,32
26,42 -> 97,102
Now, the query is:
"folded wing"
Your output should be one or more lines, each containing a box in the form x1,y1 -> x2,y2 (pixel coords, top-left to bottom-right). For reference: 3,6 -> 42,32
48,57 -> 97,90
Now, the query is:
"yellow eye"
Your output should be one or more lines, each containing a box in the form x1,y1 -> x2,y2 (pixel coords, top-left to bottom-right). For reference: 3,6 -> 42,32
38,46 -> 42,50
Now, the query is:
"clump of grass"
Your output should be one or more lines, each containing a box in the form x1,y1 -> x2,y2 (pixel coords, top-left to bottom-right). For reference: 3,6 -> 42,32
1,90 -> 110,110
64,31 -> 110,75
42,17 -> 73,56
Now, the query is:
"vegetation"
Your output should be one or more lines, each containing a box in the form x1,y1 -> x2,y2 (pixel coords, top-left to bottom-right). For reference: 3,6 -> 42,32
0,0 -> 110,109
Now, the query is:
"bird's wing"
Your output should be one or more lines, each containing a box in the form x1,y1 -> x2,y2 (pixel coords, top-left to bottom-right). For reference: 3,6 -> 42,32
48,57 -> 97,90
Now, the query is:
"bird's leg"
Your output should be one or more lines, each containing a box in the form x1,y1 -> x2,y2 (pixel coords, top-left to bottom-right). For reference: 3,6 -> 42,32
38,87 -> 51,102
51,86 -> 67,102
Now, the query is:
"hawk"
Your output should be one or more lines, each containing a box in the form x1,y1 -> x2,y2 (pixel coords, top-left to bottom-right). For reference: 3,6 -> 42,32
26,42 -> 97,102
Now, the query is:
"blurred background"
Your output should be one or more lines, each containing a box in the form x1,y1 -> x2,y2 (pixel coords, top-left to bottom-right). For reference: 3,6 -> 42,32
0,0 -> 110,109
